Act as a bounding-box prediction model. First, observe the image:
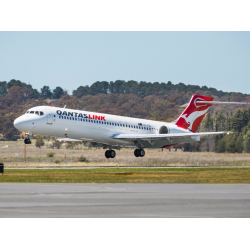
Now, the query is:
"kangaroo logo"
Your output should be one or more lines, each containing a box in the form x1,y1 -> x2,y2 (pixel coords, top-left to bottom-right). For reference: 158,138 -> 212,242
180,108 -> 209,131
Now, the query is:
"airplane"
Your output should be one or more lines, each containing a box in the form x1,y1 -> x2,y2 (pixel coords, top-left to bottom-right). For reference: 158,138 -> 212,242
13,94 -> 250,158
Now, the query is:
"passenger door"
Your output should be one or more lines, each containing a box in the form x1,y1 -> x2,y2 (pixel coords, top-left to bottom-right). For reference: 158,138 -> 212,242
45,108 -> 53,125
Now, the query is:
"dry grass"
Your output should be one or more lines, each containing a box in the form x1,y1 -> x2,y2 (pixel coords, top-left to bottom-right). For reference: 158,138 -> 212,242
1,140 -> 250,167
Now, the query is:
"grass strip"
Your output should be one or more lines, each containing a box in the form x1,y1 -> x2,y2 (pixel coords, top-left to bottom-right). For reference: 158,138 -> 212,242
1,168 -> 250,183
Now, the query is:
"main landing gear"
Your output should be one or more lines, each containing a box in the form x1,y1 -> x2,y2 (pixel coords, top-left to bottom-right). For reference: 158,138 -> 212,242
105,149 -> 145,158
105,150 -> 116,158
134,149 -> 145,157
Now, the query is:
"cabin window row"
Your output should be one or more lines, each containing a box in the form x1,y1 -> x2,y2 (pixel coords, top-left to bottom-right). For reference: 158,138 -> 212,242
58,116 -> 155,130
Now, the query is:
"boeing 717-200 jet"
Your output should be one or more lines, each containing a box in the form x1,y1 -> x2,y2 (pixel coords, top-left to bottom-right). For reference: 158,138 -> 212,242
13,94 -> 250,158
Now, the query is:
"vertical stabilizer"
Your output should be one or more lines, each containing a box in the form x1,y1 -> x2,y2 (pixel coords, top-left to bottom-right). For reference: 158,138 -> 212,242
175,95 -> 214,132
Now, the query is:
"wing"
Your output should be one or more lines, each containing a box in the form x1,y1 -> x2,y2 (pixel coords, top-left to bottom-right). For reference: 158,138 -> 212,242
56,138 -> 82,142
113,131 -> 231,141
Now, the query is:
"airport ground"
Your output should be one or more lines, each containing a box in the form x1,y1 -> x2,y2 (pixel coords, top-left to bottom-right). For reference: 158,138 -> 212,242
2,140 -> 250,168
2,141 -> 250,218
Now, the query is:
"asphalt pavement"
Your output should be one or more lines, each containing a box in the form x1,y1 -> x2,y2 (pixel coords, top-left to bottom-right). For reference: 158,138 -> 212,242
0,183 -> 250,217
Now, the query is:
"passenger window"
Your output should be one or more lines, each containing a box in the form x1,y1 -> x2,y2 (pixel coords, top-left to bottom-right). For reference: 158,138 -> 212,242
40,111 -> 44,116
35,111 -> 39,115
91,120 -> 93,123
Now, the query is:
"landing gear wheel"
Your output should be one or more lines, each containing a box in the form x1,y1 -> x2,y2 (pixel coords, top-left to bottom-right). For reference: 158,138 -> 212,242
139,149 -> 145,157
105,150 -> 111,158
134,149 -> 140,157
134,149 -> 145,157
105,150 -> 116,159
110,150 -> 116,158
24,138 -> 31,144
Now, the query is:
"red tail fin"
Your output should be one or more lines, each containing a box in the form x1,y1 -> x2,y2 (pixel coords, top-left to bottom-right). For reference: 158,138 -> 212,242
175,95 -> 214,132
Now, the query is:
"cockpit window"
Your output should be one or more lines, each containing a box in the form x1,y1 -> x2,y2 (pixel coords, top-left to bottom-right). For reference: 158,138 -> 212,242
40,111 -> 44,116
26,111 -> 29,113
30,111 -> 34,114
35,111 -> 39,115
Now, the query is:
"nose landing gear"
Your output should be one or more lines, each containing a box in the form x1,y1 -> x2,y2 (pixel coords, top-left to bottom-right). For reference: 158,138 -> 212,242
105,150 -> 116,158
24,137 -> 31,144
134,149 -> 145,157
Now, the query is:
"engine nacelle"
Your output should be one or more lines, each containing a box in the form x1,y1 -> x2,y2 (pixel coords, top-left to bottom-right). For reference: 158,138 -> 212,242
159,126 -> 169,134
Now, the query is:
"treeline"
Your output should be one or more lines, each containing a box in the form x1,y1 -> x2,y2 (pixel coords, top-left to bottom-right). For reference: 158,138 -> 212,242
0,79 -> 246,100
72,80 -> 231,98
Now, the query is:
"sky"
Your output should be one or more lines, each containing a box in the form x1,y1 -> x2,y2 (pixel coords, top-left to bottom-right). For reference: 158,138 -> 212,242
0,31 -> 250,95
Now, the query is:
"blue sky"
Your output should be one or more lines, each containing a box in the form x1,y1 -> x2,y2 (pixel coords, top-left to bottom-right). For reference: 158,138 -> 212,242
0,32 -> 250,94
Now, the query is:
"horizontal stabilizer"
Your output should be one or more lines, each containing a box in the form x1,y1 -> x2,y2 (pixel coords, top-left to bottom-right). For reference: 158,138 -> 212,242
196,101 -> 250,105
180,101 -> 250,107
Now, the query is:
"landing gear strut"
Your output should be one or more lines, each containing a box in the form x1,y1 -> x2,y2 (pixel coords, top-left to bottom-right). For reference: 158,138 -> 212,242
105,150 -> 116,158
134,149 -> 145,157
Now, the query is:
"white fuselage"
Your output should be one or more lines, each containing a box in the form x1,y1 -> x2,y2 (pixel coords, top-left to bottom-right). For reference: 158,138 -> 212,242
14,106 -> 194,148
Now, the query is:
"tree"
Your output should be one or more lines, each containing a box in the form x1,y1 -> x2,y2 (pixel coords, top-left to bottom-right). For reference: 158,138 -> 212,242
53,86 -> 65,99
72,86 -> 89,98
0,81 -> 7,96
40,86 -> 52,98
235,134 -> 244,153
243,130 -> 250,153
51,137 -> 62,149
35,135 -> 45,148
204,112 -> 213,131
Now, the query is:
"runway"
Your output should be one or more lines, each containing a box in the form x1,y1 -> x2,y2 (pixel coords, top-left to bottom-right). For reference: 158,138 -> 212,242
0,183 -> 250,217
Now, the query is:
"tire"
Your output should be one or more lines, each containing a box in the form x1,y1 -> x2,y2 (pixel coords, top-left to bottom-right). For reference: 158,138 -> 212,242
139,149 -> 145,157
110,150 -> 116,158
105,150 -> 111,158
134,149 -> 140,157
24,139 -> 31,144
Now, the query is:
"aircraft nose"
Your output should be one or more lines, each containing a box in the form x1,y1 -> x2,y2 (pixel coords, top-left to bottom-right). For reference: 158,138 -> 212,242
14,116 -> 29,131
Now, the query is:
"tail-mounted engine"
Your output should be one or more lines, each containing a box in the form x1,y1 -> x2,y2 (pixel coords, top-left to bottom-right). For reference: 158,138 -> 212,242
159,126 -> 169,134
